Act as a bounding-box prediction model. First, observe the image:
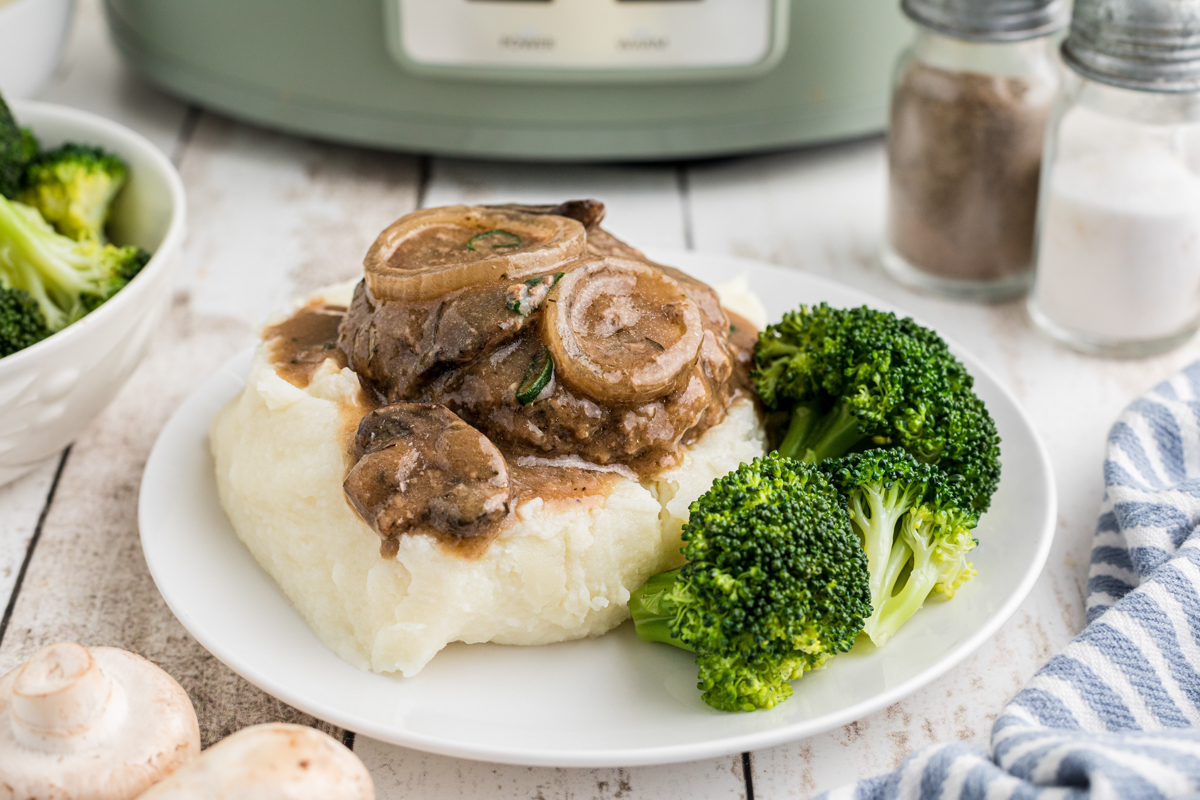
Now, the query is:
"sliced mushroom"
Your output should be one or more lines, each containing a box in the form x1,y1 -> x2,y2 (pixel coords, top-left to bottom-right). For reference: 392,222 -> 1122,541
0,642 -> 199,800
344,403 -> 511,548
363,205 -> 586,301
138,724 -> 373,799
543,258 -> 704,404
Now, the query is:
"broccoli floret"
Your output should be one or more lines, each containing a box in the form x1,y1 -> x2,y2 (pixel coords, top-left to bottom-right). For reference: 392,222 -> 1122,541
824,448 -> 979,647
19,143 -> 130,242
752,303 -> 1001,511
0,286 -> 51,358
0,195 -> 149,332
629,454 -> 871,712
0,95 -> 37,200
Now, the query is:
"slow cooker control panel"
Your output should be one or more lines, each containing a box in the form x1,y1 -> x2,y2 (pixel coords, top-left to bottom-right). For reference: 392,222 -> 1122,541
391,0 -> 782,78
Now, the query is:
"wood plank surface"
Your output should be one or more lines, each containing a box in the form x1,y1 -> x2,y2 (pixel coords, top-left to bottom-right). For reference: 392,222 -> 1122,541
37,0 -> 190,156
359,741 -> 749,800
424,159 -> 689,252
0,458 -> 61,634
179,115 -> 421,320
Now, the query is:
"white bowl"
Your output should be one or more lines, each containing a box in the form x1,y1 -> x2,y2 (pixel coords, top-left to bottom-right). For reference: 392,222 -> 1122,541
0,101 -> 186,486
0,0 -> 75,99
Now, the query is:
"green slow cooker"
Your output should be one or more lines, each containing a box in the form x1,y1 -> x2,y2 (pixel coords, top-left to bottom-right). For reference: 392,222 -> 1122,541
103,0 -> 911,161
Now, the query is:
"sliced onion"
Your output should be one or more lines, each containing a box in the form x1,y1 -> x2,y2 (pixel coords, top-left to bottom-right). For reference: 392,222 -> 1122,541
363,206 -> 586,301
543,258 -> 703,404
487,199 -> 607,230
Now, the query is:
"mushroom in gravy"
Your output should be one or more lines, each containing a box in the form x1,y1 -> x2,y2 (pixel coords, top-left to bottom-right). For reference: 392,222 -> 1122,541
344,404 -> 511,556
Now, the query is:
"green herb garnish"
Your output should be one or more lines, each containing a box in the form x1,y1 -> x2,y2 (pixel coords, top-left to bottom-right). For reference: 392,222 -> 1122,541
467,229 -> 522,252
505,271 -> 565,316
517,346 -> 554,405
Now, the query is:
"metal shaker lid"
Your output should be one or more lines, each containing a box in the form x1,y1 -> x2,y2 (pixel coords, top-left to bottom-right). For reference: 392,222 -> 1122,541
1063,0 -> 1200,93
901,0 -> 1068,42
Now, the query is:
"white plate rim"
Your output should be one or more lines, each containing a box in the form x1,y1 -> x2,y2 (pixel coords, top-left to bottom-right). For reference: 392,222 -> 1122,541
139,250 -> 1057,767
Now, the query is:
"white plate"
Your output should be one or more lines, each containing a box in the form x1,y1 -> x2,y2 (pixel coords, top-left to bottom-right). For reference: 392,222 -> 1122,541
139,251 -> 1056,767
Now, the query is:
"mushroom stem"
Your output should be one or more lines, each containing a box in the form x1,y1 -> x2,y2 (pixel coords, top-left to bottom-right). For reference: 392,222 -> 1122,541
10,642 -> 125,754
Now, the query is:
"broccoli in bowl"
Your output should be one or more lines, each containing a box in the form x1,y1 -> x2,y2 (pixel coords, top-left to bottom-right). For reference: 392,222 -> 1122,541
0,92 -> 150,359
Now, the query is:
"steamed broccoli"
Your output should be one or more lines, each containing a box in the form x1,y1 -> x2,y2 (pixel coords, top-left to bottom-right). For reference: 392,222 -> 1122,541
19,143 -> 130,242
824,448 -> 979,647
0,286 -> 50,357
629,454 -> 871,712
0,195 -> 149,333
0,95 -> 37,199
752,303 -> 1001,512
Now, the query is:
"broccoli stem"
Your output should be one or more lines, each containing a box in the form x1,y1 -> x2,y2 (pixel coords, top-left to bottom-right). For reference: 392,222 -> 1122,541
629,568 -> 696,652
632,617 -> 690,649
864,560 -> 939,647
847,488 -> 909,612
778,401 -> 867,464
777,400 -> 819,459
0,198 -> 94,329
863,513 -> 939,646
879,538 -> 912,606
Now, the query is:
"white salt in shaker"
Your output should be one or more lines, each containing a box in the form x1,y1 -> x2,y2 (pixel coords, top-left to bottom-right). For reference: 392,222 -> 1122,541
1030,0 -> 1200,356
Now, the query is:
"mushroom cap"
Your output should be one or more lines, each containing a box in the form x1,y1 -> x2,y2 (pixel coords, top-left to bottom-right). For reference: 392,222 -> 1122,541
138,723 -> 375,799
0,644 -> 199,800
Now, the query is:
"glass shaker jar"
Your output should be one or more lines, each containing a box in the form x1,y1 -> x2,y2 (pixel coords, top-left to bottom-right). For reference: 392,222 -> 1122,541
883,0 -> 1066,301
1029,0 -> 1200,357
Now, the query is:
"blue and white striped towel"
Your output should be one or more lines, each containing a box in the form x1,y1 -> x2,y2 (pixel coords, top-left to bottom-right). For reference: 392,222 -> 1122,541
822,362 -> 1200,800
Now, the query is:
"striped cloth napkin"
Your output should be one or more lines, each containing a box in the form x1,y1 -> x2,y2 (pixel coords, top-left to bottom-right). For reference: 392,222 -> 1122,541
822,362 -> 1200,800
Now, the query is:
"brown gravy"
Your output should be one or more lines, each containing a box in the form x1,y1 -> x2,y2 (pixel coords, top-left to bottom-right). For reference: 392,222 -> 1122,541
265,304 -> 348,388
267,209 -> 758,559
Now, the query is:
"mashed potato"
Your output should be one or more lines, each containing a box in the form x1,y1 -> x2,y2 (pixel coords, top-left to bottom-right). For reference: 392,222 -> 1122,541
212,281 -> 767,677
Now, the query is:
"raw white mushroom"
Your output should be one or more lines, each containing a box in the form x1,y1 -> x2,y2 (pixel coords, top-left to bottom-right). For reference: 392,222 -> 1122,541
0,641 -> 200,800
139,723 -> 375,799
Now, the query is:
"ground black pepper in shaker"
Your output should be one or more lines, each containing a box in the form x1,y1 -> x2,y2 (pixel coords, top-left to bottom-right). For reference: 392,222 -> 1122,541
882,0 -> 1066,301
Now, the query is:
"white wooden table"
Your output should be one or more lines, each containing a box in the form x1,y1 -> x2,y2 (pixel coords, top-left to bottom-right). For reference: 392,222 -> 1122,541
1,3 -> 1187,797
